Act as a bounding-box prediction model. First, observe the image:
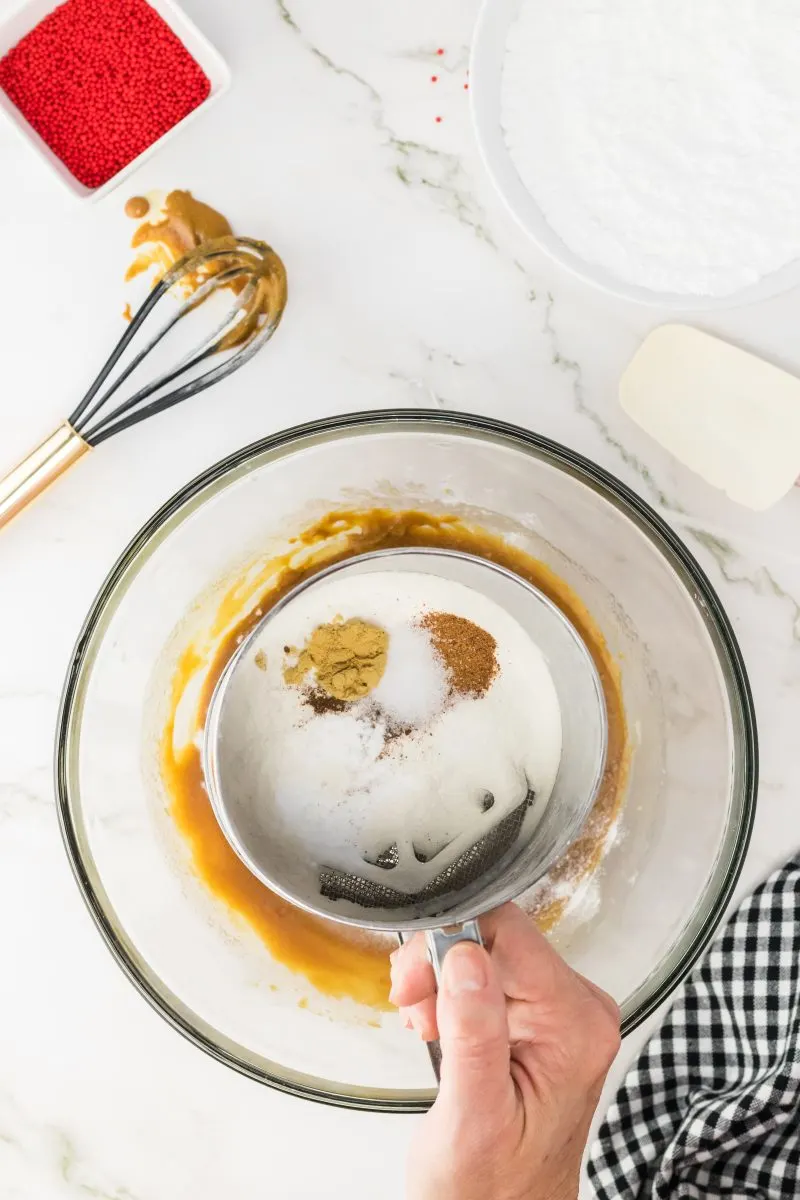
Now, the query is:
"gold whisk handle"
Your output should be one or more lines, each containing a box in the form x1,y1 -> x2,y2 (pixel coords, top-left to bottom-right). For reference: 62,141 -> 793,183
0,422 -> 90,531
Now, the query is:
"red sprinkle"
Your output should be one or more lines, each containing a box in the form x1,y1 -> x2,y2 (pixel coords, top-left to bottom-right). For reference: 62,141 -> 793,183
0,0 -> 211,189
431,75 -> 438,83
436,48 -> 444,55
435,116 -> 442,123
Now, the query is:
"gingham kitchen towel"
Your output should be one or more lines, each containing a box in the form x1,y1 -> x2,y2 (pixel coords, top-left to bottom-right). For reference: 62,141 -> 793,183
588,855 -> 800,1199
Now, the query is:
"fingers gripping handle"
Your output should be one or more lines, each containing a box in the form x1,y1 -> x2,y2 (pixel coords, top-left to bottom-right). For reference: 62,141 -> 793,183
398,921 -> 484,1085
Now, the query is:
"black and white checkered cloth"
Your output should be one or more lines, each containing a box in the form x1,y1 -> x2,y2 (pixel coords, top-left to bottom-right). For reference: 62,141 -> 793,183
589,855 -> 800,1199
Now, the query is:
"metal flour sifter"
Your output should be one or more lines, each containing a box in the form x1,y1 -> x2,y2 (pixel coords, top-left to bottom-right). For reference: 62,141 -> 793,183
202,548 -> 607,1077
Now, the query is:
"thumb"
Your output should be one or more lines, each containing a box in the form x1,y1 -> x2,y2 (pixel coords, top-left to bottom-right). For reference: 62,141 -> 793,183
436,941 -> 513,1116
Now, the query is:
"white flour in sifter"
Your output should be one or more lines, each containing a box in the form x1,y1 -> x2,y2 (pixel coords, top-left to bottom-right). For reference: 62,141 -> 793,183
502,0 -> 800,296
218,572 -> 562,898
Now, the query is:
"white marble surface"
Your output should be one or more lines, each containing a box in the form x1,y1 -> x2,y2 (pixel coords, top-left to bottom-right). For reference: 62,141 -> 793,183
2,0 -> 800,1195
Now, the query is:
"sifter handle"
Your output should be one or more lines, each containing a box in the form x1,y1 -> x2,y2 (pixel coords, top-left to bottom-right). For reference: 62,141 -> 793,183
426,920 -> 484,986
0,422 -> 89,531
398,921 -> 484,1085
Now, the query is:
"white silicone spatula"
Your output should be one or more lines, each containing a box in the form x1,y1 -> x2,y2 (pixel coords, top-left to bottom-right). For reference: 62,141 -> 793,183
620,325 -> 800,511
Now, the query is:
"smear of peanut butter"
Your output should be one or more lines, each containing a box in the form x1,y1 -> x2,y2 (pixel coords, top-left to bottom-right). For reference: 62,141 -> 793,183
125,190 -> 234,284
124,195 -> 150,220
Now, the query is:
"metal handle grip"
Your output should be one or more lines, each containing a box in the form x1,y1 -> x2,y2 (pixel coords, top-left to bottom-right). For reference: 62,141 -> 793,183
398,921 -> 484,1085
0,422 -> 89,531
425,920 -> 483,985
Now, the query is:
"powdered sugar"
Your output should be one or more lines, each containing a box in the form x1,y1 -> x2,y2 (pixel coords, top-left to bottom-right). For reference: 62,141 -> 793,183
370,622 -> 448,727
502,0 -> 800,296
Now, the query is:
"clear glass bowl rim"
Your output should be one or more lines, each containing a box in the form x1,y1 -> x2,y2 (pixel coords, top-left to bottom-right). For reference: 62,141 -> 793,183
55,409 -> 758,1112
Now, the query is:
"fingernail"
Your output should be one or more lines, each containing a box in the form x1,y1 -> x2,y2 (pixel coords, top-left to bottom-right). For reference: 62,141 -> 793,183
444,945 -> 487,994
389,948 -> 401,964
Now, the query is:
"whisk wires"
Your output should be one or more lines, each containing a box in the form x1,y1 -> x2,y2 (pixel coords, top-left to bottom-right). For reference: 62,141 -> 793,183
68,237 -> 287,447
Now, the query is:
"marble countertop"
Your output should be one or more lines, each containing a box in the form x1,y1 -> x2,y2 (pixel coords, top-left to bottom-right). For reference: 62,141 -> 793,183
2,0 -> 800,1195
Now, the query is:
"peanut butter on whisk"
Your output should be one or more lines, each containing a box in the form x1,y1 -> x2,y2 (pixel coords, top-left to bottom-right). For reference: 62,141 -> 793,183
123,189 -> 287,351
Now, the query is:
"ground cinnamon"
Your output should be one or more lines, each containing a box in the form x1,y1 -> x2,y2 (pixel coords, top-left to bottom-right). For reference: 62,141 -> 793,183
302,688 -> 348,715
420,611 -> 498,698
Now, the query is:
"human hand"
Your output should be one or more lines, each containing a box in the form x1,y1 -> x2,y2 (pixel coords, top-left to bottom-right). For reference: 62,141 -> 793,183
390,903 -> 620,1200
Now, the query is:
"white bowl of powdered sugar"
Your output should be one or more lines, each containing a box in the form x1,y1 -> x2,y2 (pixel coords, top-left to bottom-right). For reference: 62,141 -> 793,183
471,0 -> 800,307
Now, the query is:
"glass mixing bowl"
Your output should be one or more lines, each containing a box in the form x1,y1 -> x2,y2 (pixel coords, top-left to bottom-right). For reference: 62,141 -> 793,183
56,411 -> 757,1111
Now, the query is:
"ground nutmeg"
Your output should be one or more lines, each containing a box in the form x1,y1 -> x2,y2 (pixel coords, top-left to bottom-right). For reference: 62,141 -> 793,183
0,0 -> 211,189
420,611 -> 499,698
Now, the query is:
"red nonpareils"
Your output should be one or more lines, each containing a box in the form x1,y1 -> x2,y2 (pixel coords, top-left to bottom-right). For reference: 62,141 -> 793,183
0,0 -> 211,189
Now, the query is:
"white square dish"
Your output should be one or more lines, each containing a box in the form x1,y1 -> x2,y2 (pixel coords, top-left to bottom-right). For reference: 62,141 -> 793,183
0,0 -> 230,201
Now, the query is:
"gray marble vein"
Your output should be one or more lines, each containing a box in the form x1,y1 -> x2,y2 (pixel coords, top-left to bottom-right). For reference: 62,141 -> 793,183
276,0 -> 495,245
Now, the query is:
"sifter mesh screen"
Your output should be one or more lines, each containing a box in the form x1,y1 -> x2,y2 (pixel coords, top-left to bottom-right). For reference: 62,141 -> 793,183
318,795 -> 532,910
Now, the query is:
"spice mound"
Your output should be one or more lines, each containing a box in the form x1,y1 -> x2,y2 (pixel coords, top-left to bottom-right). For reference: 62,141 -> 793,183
421,611 -> 498,698
0,0 -> 211,189
283,618 -> 389,701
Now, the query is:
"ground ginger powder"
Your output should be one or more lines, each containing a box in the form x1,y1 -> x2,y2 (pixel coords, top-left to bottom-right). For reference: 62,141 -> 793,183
283,617 -> 389,700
